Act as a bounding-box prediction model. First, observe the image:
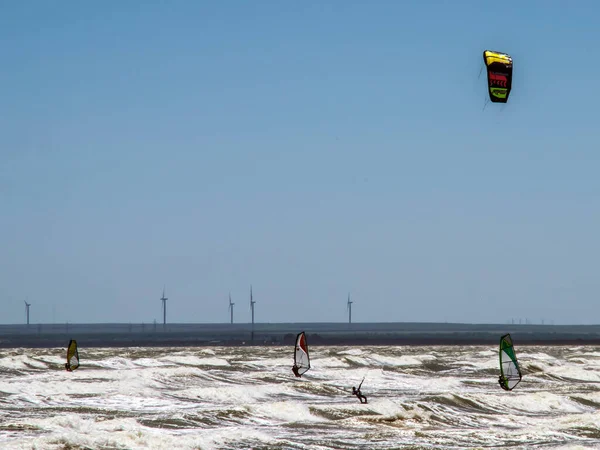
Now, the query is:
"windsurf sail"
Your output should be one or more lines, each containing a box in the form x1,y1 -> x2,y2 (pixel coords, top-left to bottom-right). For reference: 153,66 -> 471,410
66,339 -> 80,371
483,50 -> 513,103
499,334 -> 521,390
293,331 -> 310,376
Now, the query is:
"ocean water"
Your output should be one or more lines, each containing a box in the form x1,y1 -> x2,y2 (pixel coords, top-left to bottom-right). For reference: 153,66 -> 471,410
0,345 -> 599,449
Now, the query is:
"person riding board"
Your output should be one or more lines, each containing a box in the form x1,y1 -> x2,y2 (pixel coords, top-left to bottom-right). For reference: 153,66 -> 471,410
65,362 -> 72,372
498,375 -> 509,391
292,364 -> 301,378
352,377 -> 367,404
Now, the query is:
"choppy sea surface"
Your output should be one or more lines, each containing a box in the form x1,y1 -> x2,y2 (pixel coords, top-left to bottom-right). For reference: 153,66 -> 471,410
1,345 -> 599,449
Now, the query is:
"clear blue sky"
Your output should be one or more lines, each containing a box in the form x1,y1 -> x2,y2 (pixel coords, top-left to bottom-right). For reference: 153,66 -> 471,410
2,1 -> 599,325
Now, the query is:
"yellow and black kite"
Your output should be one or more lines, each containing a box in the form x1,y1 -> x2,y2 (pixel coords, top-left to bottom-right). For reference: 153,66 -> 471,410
483,50 -> 513,103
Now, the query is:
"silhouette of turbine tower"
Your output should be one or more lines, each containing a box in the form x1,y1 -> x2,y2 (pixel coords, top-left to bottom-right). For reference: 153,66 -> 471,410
250,285 -> 256,341
228,292 -> 235,324
160,287 -> 168,328
347,293 -> 353,324
24,300 -> 31,326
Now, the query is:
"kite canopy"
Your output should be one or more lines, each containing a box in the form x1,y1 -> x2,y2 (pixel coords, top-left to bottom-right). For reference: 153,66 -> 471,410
483,50 -> 513,103
499,334 -> 522,390
294,331 -> 310,376
67,339 -> 80,371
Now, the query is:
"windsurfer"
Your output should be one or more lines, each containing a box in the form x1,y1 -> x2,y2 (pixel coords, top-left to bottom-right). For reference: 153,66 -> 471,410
498,375 -> 508,391
292,364 -> 301,378
65,362 -> 72,372
352,386 -> 367,404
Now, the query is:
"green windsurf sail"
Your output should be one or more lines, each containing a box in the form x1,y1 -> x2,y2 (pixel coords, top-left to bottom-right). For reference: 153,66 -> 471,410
498,334 -> 521,391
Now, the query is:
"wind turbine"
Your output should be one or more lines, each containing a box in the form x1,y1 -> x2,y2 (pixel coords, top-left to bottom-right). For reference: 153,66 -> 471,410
347,293 -> 353,324
228,292 -> 235,324
24,300 -> 31,325
160,287 -> 168,327
250,285 -> 256,326
249,285 -> 257,342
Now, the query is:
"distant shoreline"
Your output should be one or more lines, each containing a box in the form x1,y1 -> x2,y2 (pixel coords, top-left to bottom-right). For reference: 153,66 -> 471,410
1,322 -> 599,348
3,337 -> 598,350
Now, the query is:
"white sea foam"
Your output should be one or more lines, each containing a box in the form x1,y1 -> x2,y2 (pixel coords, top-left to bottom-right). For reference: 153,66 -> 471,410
1,345 -> 599,449
162,355 -> 231,367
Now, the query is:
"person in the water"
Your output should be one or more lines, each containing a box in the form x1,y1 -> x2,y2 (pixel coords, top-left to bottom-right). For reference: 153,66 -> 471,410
352,386 -> 367,404
65,362 -> 72,372
498,375 -> 508,391
292,364 -> 301,377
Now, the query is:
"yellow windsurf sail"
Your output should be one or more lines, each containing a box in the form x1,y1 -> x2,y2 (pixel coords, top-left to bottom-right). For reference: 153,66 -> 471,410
66,339 -> 80,371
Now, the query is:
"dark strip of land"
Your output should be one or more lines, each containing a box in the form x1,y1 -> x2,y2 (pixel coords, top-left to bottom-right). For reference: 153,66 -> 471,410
1,322 -> 599,348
